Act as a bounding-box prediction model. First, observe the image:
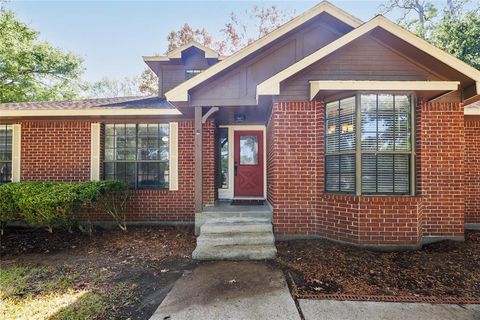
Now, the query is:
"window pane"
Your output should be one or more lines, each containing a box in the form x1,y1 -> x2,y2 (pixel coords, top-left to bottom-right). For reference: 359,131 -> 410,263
218,128 -> 229,189
339,96 -> 355,115
378,94 -> 394,111
240,135 -> 258,165
0,162 -> 11,183
325,155 -> 355,193
326,101 -> 339,119
395,95 -> 410,113
326,118 -> 339,153
361,94 -> 377,113
361,154 -> 410,194
0,125 -> 12,183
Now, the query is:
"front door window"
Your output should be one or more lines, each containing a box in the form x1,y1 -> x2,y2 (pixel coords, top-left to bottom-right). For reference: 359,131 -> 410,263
239,135 -> 258,165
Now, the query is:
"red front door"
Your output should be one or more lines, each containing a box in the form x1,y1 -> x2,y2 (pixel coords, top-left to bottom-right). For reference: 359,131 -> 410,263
234,131 -> 264,197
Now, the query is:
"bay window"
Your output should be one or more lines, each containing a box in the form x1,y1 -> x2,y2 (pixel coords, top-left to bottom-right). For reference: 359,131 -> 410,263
104,124 -> 169,189
325,94 -> 414,195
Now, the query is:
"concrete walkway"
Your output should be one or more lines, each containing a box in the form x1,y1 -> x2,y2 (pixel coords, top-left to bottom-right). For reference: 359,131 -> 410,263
299,300 -> 480,320
150,261 -> 480,320
149,261 -> 300,320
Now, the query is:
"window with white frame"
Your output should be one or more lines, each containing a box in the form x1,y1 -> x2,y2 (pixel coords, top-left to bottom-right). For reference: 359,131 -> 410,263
325,94 -> 414,195
0,124 -> 12,184
104,124 -> 169,189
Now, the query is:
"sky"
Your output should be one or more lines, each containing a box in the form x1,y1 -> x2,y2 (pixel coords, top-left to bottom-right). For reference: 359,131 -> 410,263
5,0 -> 455,84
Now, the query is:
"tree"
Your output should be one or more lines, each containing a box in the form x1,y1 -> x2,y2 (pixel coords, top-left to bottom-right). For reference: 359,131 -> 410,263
379,0 -> 480,69
379,0 -> 437,37
167,23 -> 213,52
430,10 -> 480,69
216,5 -> 295,55
85,77 -> 143,98
0,7 -> 84,103
138,68 -> 159,96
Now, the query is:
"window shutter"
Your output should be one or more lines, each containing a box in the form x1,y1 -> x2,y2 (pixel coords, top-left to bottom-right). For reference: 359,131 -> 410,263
169,122 -> 178,191
12,124 -> 21,182
90,123 -> 101,181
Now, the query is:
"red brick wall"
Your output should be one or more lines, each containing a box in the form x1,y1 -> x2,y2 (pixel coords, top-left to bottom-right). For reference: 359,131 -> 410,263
267,102 -> 321,235
19,119 -> 217,223
21,121 -> 91,181
268,101 -> 465,246
202,120 -> 216,206
417,102 -> 464,238
465,119 -> 480,224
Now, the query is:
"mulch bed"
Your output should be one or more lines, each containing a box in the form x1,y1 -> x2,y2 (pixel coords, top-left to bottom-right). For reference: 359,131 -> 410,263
0,226 -> 199,319
275,231 -> 480,303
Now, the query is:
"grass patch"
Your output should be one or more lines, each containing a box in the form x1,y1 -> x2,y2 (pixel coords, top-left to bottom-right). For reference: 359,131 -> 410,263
0,265 -> 134,320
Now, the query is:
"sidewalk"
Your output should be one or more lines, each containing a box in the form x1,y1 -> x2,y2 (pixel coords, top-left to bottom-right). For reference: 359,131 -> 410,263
149,261 -> 300,320
150,261 -> 480,320
299,300 -> 480,320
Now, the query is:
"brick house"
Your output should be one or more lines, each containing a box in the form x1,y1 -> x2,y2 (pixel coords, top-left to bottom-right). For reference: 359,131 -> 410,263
1,2 -> 480,257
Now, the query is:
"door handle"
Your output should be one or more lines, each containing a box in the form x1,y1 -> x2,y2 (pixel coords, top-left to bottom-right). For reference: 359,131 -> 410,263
234,161 -> 238,176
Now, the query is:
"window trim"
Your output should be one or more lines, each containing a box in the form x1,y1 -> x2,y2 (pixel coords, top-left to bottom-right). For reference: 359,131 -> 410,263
324,92 -> 416,196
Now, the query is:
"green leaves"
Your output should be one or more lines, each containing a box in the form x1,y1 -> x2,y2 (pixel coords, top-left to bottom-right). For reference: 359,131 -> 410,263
0,181 -> 130,233
430,11 -> 480,69
0,9 -> 84,103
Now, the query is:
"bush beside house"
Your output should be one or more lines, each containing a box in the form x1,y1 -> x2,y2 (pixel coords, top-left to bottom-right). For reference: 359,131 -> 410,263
0,180 -> 129,234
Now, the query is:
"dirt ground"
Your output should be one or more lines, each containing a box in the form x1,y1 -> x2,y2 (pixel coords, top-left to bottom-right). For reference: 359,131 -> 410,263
0,226 -> 198,320
275,231 -> 480,299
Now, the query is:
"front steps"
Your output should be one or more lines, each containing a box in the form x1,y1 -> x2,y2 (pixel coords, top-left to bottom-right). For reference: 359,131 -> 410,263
192,217 -> 277,260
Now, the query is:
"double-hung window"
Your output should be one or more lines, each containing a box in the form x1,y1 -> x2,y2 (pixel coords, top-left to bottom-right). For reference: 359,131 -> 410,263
325,94 -> 414,195
104,124 -> 169,189
0,124 -> 12,184
325,97 -> 356,192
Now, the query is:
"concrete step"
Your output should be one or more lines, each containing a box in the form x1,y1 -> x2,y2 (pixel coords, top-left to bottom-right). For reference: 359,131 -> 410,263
192,244 -> 277,260
197,232 -> 275,246
200,219 -> 272,234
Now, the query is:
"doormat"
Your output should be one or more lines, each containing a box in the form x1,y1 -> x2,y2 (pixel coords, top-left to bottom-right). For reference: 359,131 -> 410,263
231,199 -> 265,206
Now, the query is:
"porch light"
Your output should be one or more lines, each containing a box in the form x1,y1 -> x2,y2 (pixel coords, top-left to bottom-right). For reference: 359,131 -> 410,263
234,113 -> 246,122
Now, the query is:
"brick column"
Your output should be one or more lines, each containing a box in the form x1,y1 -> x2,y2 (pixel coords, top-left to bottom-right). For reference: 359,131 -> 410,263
465,119 -> 480,225
202,119 -> 216,207
417,102 -> 465,239
267,101 -> 322,235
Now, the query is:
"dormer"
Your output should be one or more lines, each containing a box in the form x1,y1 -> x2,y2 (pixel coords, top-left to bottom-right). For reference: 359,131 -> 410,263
143,41 -> 224,97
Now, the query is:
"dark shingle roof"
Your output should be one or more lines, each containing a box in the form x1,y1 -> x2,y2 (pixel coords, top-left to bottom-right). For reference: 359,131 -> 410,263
0,96 -> 176,111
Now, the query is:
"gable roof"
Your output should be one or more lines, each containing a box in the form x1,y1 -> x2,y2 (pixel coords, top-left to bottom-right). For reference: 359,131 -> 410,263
0,96 -> 182,117
256,15 -> 480,99
143,41 -> 224,62
164,1 -> 363,102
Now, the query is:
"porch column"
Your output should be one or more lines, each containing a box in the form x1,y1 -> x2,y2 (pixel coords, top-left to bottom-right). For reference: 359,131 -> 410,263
194,106 -> 203,213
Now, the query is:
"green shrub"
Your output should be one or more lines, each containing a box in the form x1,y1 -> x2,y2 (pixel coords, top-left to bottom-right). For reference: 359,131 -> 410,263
0,180 -> 130,233
0,183 -> 18,235
11,182 -> 80,232
78,180 -> 130,231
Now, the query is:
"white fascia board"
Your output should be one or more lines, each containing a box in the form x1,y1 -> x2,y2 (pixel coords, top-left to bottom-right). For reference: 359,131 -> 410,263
0,108 -> 182,117
309,80 -> 460,100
